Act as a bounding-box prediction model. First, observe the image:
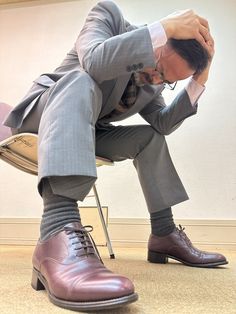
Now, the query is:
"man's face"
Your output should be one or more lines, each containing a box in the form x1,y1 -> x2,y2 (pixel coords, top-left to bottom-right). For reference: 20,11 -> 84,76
138,45 -> 195,86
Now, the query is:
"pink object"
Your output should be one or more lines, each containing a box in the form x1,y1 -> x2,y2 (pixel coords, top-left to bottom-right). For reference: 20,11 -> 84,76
0,102 -> 13,141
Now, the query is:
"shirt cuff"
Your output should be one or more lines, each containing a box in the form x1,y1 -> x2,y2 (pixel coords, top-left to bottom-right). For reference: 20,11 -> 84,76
185,78 -> 206,106
148,21 -> 167,52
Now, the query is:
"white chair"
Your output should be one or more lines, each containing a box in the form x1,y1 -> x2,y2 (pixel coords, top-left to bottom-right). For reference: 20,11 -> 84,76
0,102 -> 115,258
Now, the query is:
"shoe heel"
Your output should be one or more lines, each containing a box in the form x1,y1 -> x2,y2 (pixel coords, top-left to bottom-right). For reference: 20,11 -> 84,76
31,268 -> 45,291
148,250 -> 168,264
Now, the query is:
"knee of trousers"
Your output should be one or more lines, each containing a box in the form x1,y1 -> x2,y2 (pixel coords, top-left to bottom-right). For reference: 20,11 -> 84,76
72,71 -> 103,119
49,70 -> 103,121
134,126 -> 166,157
71,71 -> 101,95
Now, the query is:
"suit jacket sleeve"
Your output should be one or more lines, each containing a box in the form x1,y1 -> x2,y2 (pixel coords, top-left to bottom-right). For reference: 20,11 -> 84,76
139,89 -> 198,135
75,0 -> 155,83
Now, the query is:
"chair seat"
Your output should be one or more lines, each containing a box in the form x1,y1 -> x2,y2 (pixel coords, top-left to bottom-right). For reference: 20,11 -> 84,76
0,133 -> 38,174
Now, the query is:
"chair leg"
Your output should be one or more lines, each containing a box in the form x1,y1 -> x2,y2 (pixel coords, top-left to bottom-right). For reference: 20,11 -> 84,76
92,184 -> 115,259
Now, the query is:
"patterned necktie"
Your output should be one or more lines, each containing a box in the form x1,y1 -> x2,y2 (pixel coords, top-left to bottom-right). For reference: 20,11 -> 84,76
104,74 -> 139,119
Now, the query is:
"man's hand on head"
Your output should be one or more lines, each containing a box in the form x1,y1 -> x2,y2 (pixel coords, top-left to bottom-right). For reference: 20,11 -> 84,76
160,9 -> 211,49
192,33 -> 215,86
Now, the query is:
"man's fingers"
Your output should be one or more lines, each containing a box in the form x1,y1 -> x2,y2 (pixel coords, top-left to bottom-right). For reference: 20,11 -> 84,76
199,25 -> 211,42
206,33 -> 214,47
160,9 -> 212,45
205,33 -> 215,59
195,33 -> 208,49
198,16 -> 210,31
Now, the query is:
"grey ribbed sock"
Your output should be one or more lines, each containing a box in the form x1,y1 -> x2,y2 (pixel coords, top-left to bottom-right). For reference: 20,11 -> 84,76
40,178 -> 81,241
150,207 -> 175,236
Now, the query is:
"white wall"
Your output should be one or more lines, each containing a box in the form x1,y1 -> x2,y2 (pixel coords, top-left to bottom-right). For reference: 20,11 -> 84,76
0,0 -> 235,220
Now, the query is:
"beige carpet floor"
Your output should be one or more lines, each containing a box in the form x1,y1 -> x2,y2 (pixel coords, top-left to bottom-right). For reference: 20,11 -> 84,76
0,245 -> 236,314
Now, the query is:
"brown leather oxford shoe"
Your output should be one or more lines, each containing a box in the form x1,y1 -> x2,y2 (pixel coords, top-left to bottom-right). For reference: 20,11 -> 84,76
31,222 -> 138,311
148,225 -> 228,268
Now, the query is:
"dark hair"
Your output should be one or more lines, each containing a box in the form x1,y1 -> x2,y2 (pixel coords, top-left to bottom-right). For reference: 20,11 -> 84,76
169,38 -> 210,74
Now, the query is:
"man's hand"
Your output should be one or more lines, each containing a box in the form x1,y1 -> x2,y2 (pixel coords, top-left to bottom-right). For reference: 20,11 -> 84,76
160,9 -> 210,49
193,33 -> 215,86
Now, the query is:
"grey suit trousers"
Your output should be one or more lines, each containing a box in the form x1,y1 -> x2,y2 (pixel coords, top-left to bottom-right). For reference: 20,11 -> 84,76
14,71 -> 188,213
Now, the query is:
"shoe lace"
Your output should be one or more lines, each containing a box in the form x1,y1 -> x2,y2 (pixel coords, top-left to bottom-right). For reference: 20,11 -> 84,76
65,225 -> 103,262
176,224 -> 192,247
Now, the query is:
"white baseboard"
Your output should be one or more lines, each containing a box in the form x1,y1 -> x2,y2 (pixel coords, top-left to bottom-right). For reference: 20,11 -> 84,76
0,217 -> 236,250
109,218 -> 236,250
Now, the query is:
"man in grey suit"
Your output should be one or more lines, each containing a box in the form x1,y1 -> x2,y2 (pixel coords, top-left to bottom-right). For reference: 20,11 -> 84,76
4,0 -> 227,311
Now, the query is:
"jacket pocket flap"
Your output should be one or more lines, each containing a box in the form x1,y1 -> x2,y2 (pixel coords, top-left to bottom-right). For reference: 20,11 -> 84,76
33,75 -> 55,87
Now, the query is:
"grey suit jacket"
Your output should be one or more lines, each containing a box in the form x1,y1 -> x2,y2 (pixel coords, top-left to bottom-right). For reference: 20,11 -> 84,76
4,0 -> 197,135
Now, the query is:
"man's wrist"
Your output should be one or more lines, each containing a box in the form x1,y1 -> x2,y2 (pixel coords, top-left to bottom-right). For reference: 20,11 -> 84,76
193,68 -> 210,86
193,76 -> 208,86
185,78 -> 205,106
159,20 -> 173,39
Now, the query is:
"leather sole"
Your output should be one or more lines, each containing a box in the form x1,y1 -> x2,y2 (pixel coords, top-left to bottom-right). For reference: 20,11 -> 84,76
147,250 -> 228,268
31,267 -> 138,311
